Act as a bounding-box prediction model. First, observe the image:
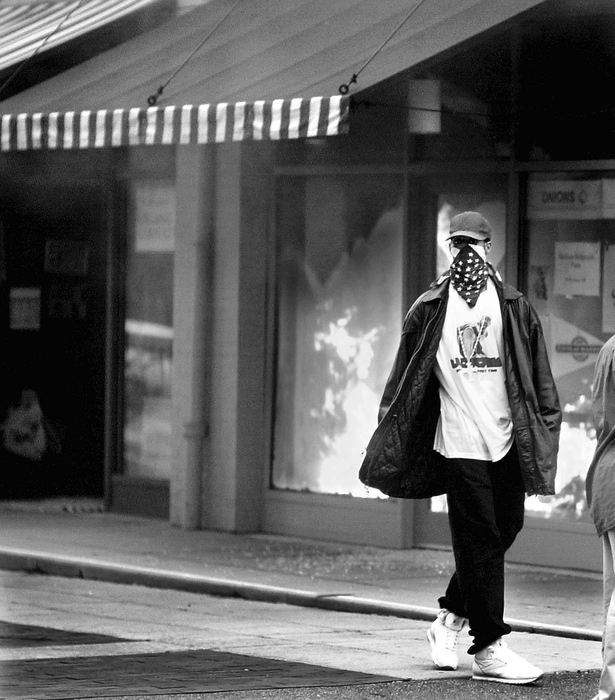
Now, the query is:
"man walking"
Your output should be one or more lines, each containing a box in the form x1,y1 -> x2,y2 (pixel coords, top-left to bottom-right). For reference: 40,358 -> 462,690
587,335 -> 615,700
359,211 -> 561,684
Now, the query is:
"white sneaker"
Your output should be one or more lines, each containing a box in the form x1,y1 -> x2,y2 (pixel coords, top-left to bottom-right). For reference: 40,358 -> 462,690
472,638 -> 543,684
426,609 -> 468,670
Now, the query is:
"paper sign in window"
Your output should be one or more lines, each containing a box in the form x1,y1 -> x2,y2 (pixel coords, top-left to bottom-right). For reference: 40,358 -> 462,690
553,241 -> 600,297
10,287 -> 41,330
133,182 -> 176,253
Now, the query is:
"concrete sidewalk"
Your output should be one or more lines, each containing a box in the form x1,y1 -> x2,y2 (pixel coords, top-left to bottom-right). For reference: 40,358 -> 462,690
0,501 -> 604,643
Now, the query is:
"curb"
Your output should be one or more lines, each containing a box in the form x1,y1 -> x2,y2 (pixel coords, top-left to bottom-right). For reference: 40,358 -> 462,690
0,546 -> 601,643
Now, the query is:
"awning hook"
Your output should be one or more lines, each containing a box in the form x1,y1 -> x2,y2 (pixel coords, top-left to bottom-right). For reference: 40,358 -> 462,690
339,74 -> 357,96
148,86 -> 164,106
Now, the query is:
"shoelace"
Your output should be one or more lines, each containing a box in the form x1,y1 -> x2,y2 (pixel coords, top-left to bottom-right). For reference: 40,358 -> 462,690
444,627 -> 459,650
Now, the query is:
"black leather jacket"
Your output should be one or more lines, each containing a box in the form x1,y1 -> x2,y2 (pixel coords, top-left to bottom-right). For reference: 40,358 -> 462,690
359,270 -> 561,498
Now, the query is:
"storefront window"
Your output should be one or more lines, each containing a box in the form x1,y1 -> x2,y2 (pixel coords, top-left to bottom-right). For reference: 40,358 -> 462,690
123,180 -> 175,480
272,174 -> 403,497
523,173 -> 615,521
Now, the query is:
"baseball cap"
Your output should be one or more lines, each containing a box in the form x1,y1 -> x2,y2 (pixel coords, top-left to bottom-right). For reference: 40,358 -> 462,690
445,211 -> 492,242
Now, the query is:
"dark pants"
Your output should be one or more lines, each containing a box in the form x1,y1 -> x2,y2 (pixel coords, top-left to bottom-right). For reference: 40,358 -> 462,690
438,445 -> 526,654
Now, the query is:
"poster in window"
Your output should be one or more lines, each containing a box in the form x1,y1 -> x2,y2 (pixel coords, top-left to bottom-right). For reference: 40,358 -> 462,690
10,287 -> 41,330
133,181 -> 176,253
553,241 -> 600,297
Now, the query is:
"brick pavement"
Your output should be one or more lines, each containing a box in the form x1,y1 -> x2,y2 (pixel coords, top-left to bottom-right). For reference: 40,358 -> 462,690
1,649 -> 396,699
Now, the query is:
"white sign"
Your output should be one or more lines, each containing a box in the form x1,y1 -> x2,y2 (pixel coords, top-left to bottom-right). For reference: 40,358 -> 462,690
553,241 -> 600,296
603,244 -> 615,332
549,314 -> 603,379
527,180 -> 601,220
134,182 -> 176,252
10,287 -> 41,330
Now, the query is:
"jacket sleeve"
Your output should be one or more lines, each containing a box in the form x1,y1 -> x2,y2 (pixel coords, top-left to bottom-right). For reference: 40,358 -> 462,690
591,337 -> 615,445
528,302 -> 562,438
587,338 -> 615,513
377,296 -> 425,423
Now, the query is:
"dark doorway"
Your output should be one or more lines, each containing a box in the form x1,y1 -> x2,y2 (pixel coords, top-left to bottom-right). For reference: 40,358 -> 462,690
0,182 -> 108,499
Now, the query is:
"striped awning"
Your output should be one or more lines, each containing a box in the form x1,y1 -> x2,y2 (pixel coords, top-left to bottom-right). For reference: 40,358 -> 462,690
0,95 -> 349,151
0,0 -> 165,72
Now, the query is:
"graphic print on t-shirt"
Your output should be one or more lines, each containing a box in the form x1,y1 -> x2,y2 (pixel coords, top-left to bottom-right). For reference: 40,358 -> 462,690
434,281 -> 512,460
451,316 -> 503,371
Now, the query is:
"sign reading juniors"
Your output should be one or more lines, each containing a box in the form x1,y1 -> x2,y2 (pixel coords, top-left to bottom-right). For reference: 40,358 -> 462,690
527,180 -> 602,220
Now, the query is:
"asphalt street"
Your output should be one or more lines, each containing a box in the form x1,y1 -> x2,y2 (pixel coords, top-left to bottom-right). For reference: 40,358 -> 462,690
0,568 -> 602,699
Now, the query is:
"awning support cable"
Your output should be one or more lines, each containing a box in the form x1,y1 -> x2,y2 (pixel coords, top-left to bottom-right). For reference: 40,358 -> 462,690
147,0 -> 243,106
339,0 -> 429,95
0,0 -> 88,103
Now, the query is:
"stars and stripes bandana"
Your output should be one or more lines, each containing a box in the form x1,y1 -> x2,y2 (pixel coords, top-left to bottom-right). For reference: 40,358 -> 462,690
449,244 -> 488,307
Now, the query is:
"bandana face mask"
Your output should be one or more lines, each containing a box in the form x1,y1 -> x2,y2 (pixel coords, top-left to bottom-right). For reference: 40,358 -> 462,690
449,242 -> 488,307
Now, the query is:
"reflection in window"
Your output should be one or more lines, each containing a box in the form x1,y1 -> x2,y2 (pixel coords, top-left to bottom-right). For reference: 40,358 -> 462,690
272,176 -> 403,497
122,181 -> 175,480
521,176 -> 614,521
124,319 -> 173,479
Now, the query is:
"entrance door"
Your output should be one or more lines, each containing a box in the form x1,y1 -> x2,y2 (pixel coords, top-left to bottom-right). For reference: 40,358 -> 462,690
112,178 -> 175,518
0,181 -> 108,499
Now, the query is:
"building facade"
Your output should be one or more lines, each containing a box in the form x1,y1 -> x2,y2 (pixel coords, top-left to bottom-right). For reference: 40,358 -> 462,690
0,0 -> 612,571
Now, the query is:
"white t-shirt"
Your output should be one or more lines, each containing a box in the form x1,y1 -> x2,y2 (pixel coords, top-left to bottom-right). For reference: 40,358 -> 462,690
433,279 -> 513,461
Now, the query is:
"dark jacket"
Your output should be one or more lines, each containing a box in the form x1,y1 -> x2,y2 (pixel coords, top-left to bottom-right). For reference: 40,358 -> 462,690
359,270 -> 561,498
586,335 -> 615,536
